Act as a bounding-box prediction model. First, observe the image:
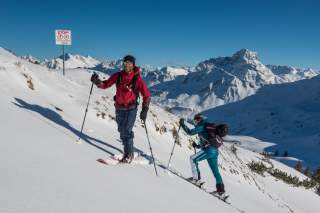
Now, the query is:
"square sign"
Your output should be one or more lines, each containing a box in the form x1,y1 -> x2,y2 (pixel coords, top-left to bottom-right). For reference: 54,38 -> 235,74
55,29 -> 72,45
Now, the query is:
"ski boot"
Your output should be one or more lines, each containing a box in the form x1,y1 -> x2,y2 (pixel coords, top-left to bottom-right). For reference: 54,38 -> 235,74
119,152 -> 134,164
186,177 -> 205,188
210,184 -> 229,200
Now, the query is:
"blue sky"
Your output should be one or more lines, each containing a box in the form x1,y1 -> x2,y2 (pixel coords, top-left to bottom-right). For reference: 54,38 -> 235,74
1,0 -> 319,68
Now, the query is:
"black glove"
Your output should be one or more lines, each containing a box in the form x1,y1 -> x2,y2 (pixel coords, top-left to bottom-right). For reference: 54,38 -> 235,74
179,118 -> 185,126
192,142 -> 201,149
140,106 -> 148,122
91,73 -> 101,86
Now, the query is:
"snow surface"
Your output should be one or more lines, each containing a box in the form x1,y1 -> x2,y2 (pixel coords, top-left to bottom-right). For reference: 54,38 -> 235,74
1,47 -> 320,213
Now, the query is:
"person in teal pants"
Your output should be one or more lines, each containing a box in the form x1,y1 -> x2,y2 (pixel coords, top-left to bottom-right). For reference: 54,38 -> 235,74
179,113 -> 225,194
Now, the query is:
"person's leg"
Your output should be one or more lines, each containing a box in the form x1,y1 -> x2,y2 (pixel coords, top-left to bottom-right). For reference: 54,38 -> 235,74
206,148 -> 224,193
190,150 -> 208,180
207,157 -> 223,185
115,109 -> 129,155
122,107 -> 137,155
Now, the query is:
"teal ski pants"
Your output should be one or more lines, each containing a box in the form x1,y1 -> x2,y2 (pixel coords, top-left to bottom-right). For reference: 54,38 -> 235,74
190,147 -> 223,184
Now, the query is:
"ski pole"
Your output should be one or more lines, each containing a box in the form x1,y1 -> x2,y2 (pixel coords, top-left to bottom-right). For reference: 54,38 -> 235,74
166,125 -> 181,169
143,121 -> 159,176
77,81 -> 94,143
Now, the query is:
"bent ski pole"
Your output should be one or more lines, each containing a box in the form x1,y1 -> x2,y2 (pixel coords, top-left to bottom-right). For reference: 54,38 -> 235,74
77,81 -> 94,143
166,125 -> 181,169
143,121 -> 159,176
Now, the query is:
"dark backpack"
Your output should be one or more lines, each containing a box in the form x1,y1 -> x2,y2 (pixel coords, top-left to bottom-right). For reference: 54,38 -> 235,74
114,72 -> 140,104
204,123 -> 228,148
215,124 -> 228,137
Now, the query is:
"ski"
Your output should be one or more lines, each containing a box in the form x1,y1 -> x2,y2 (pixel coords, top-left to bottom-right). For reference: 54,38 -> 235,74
97,157 -> 119,165
162,163 -> 234,205
184,178 -> 205,189
164,165 -> 238,208
97,153 -> 151,166
209,192 -> 230,204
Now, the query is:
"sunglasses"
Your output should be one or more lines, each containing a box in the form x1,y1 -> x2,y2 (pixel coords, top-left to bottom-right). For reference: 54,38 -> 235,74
123,61 -> 134,65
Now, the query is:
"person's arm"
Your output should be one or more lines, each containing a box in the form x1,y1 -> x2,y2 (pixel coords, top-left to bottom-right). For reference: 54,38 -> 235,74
98,72 -> 118,89
181,123 -> 204,136
137,77 -> 151,108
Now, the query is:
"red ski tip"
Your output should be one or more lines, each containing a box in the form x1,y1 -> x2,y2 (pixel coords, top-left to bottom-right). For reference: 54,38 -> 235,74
97,158 -> 107,164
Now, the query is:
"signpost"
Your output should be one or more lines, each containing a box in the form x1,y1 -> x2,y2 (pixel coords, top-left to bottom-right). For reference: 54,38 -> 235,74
55,29 -> 72,76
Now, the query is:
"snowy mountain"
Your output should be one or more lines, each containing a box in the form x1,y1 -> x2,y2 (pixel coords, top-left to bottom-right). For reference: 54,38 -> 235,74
143,66 -> 190,86
1,46 -> 320,213
267,65 -> 320,82
43,53 -> 101,69
202,75 -> 320,170
90,59 -> 189,87
91,58 -> 123,74
91,58 -> 155,78
151,49 -> 280,116
34,53 -> 190,87
150,49 -> 319,117
21,55 -> 41,64
26,49 -> 319,95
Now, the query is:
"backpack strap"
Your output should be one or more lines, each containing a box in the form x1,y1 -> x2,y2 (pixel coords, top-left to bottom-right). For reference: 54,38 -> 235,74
130,73 -> 140,104
115,71 -> 141,104
130,73 -> 139,96
116,72 -> 122,87
116,71 -> 139,93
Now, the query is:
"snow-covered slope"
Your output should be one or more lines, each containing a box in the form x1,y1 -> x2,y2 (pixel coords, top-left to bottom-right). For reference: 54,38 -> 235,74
1,47 -> 319,213
43,53 -> 100,69
203,75 -> 320,169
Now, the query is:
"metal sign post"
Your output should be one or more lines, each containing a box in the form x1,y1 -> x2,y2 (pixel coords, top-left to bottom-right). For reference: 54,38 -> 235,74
62,45 -> 65,75
55,29 -> 72,76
